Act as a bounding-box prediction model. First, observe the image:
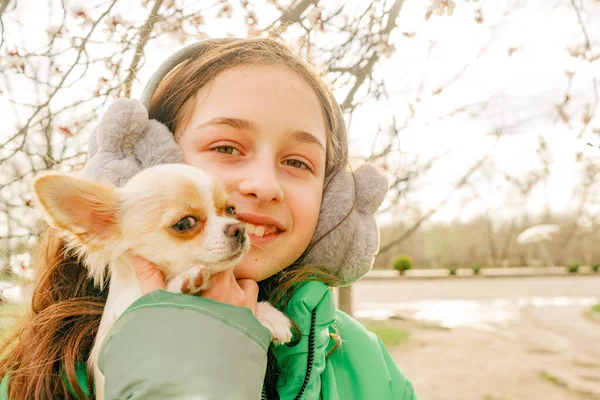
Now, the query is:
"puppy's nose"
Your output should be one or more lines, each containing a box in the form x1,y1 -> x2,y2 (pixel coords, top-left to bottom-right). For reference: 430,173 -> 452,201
224,223 -> 245,243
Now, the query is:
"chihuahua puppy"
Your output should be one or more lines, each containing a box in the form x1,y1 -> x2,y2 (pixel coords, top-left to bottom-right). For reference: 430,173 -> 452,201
32,163 -> 292,400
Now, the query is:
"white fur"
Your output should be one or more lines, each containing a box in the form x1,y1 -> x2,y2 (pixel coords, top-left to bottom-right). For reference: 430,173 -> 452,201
32,164 -> 292,400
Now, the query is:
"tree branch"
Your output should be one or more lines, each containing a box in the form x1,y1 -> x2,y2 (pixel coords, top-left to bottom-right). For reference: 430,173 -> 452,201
340,0 -> 405,110
124,0 -> 164,98
0,0 -> 10,19
570,0 -> 598,138
378,139 -> 498,254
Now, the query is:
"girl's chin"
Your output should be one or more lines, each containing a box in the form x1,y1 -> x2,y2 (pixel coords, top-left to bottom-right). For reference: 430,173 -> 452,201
233,255 -> 283,282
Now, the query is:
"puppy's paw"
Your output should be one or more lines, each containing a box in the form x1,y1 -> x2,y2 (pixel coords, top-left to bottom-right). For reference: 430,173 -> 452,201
255,301 -> 293,345
167,265 -> 210,294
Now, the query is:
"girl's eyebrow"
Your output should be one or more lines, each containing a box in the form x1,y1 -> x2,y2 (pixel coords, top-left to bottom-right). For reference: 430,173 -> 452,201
194,117 -> 325,151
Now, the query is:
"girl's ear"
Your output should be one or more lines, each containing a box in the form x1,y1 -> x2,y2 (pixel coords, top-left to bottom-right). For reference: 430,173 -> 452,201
33,173 -> 119,241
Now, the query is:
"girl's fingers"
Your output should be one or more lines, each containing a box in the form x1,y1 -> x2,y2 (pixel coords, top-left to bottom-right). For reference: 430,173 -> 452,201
128,256 -> 258,312
130,253 -> 166,294
201,270 -> 235,303
200,271 -> 258,313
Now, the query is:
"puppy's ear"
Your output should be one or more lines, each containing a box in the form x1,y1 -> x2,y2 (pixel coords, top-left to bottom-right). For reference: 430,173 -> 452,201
33,173 -> 119,241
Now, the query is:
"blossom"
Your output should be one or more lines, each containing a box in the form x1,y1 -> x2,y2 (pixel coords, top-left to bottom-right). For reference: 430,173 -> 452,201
9,253 -> 35,282
104,13 -> 125,34
46,25 -> 63,40
426,0 -> 456,18
374,41 -> 397,58
217,1 -> 233,18
1,52 -> 25,71
306,6 -> 322,26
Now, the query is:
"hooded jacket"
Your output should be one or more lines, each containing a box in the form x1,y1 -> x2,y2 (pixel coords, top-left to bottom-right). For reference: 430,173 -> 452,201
0,281 -> 417,399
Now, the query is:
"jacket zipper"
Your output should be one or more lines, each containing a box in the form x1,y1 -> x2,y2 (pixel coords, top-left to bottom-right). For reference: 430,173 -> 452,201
293,308 -> 317,400
263,308 -> 317,400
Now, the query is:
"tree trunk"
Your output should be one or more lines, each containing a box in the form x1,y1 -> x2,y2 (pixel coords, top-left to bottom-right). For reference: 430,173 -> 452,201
337,285 -> 354,316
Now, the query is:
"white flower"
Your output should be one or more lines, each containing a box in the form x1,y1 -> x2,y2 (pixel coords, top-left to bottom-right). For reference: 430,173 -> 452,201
306,6 -> 322,26
0,282 -> 23,304
217,3 -> 233,18
189,14 -> 205,27
71,6 -> 88,20
112,13 -> 123,25
446,1 -> 456,16
46,25 -> 62,39
374,41 -> 396,58
167,29 -> 187,44
427,0 -> 456,18
9,253 -> 35,281
104,13 -> 126,33
2,53 -> 24,70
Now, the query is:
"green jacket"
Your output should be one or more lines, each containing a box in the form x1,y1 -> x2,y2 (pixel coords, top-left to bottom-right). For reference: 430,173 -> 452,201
1,281 -> 417,399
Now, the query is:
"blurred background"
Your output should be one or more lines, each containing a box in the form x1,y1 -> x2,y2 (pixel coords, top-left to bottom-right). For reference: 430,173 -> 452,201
1,0 -> 599,398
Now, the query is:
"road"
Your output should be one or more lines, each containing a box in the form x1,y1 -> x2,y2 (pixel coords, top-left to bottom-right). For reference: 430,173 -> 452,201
351,276 -> 600,355
352,275 -> 600,303
349,275 -> 600,398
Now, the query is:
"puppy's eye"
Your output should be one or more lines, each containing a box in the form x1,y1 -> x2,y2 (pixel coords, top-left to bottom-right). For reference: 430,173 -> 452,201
226,206 -> 236,216
172,216 -> 197,232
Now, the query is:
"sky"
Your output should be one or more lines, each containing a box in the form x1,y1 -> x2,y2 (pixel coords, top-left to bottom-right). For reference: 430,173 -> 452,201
1,0 -> 599,226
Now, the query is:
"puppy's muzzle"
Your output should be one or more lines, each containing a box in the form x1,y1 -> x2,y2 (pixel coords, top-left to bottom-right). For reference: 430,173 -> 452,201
224,223 -> 246,247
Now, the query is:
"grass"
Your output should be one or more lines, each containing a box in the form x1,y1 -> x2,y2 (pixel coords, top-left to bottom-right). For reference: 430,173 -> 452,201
0,303 -> 27,341
540,371 -> 566,388
363,322 -> 410,347
592,303 -> 600,314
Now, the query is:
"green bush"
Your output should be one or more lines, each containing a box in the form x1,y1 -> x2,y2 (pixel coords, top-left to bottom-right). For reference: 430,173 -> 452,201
448,268 -> 457,276
393,255 -> 413,274
592,264 -> 599,273
472,265 -> 481,275
568,263 -> 580,274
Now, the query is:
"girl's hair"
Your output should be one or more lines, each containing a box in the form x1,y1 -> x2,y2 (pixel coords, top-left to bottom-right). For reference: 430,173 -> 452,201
0,230 -> 106,399
0,37 -> 346,399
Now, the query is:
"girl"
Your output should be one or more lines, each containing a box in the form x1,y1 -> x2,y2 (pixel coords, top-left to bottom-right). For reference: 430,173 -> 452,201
0,37 -> 417,399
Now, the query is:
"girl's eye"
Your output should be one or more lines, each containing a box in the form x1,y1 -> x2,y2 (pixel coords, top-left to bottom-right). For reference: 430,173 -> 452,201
172,216 -> 197,232
226,206 -> 236,216
213,145 -> 239,155
284,159 -> 309,170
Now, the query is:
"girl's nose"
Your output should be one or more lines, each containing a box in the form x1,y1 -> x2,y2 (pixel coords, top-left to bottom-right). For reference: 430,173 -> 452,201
238,160 -> 284,202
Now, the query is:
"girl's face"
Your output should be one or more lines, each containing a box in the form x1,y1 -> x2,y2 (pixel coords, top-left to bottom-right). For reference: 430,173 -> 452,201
177,65 -> 327,282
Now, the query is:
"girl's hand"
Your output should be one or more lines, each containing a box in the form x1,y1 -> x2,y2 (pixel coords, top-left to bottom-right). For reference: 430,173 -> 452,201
201,270 -> 259,315
130,254 -> 258,314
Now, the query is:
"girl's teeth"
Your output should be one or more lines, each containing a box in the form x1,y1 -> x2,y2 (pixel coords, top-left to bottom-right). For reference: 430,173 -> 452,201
254,225 -> 265,237
245,223 -> 256,235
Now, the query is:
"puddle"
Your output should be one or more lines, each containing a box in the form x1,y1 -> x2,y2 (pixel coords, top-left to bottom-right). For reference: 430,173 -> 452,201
355,297 -> 600,329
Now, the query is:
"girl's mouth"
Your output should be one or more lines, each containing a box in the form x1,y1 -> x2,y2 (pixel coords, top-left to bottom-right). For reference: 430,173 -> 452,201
244,223 -> 283,245
243,223 -> 281,238
235,213 -> 286,245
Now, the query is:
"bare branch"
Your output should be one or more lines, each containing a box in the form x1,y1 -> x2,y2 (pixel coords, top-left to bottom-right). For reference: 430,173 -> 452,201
379,139 -> 498,254
570,0 -> 599,138
0,0 -> 10,19
0,0 -> 119,163
340,0 -> 405,110
124,0 -> 164,98
265,0 -> 318,34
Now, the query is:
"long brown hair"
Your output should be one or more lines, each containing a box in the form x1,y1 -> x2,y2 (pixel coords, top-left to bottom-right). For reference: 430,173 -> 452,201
0,37 -> 346,399
0,230 -> 107,399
